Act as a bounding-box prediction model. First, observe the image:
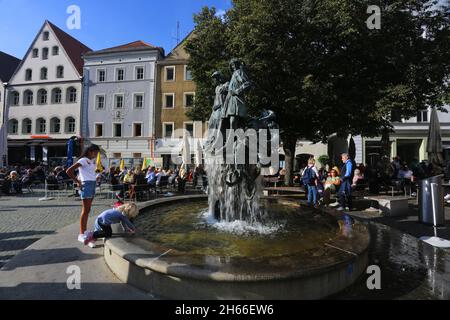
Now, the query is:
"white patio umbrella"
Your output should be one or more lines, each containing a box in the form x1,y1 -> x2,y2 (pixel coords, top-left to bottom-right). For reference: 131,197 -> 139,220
195,140 -> 203,166
181,133 -> 191,167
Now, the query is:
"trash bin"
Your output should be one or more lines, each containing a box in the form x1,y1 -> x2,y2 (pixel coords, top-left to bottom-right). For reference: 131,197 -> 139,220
418,175 -> 445,226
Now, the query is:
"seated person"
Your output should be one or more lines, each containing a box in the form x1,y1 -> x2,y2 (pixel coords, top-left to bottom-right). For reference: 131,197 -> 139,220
352,169 -> 364,188
322,168 -> 341,206
146,167 -> 157,188
21,169 -> 34,189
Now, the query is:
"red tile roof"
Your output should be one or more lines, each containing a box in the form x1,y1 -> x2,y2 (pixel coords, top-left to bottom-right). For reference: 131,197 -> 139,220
85,40 -> 164,56
47,21 -> 92,76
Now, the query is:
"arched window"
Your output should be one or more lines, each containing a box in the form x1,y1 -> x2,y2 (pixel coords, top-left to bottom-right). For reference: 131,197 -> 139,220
8,119 -> 18,135
56,66 -> 64,78
65,117 -> 76,133
67,87 -> 77,103
36,118 -> 46,134
25,69 -> 32,81
40,67 -> 48,80
52,88 -> 62,104
11,91 -> 20,106
50,117 -> 61,134
23,90 -> 34,105
37,89 -> 48,105
22,118 -> 32,134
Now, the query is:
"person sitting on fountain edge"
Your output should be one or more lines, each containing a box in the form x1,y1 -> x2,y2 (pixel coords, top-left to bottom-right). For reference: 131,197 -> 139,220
83,203 -> 139,248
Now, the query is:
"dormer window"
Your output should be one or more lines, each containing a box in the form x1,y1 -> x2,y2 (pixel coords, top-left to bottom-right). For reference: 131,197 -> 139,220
43,31 -> 50,41
42,48 -> 49,60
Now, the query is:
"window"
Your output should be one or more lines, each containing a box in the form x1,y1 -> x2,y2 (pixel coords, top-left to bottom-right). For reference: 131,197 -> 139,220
25,69 -> 32,81
43,31 -> 49,41
52,46 -> 59,55
22,119 -> 32,134
52,88 -> 62,104
163,123 -> 174,139
32,49 -> 39,58
113,123 -> 122,137
36,118 -> 46,134
50,118 -> 61,133
164,93 -> 175,108
165,66 -> 175,81
116,68 -> 125,81
417,110 -> 429,123
133,153 -> 142,159
185,123 -> 194,137
67,87 -> 77,103
37,89 -> 47,105
96,95 -> 105,110
40,67 -> 48,80
185,66 -> 193,81
11,91 -> 20,106
135,66 -> 144,80
113,153 -> 122,159
114,94 -> 124,109
42,48 -> 49,60
24,90 -> 33,105
8,119 -> 18,135
184,93 -> 195,108
66,117 -> 76,133
95,124 -> 103,137
97,69 -> 106,82
56,66 -> 64,78
133,123 -> 143,137
134,94 -> 144,109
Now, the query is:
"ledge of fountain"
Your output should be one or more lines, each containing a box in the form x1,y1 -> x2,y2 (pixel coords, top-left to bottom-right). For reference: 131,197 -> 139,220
104,196 -> 370,299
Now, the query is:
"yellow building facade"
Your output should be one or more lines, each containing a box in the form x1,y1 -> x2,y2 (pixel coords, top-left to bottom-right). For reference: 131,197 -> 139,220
155,34 -> 205,168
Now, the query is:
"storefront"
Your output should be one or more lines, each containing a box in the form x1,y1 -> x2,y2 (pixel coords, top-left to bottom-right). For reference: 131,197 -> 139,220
7,139 -> 75,166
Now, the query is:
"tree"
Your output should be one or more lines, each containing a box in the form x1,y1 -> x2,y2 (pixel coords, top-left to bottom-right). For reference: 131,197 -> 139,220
186,0 -> 449,185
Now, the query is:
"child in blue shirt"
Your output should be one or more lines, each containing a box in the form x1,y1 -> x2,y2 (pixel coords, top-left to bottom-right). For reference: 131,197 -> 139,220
84,203 -> 139,248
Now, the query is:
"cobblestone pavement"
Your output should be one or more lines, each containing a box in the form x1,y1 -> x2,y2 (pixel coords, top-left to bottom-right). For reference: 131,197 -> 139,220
0,190 -> 112,268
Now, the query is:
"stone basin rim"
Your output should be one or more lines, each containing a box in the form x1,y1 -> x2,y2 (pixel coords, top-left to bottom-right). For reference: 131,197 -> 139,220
105,195 -> 371,283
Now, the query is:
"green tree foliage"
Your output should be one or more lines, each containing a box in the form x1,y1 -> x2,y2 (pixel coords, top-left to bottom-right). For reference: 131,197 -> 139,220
186,0 -> 449,185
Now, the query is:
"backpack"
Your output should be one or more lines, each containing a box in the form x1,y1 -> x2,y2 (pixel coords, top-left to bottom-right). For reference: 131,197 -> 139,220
302,167 -> 316,186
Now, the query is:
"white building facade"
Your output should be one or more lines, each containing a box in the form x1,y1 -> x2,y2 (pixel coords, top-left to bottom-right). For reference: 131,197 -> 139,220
83,41 -> 163,166
6,21 -> 91,166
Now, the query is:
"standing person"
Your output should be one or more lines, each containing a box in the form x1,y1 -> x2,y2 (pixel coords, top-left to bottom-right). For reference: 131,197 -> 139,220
66,144 -> 100,244
302,158 -> 319,208
337,153 -> 354,211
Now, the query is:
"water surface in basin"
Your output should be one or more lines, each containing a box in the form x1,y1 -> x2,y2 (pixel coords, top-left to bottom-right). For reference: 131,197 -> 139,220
135,199 -> 341,258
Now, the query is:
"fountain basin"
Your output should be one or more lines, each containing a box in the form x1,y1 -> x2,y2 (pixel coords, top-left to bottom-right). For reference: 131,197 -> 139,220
104,195 -> 370,300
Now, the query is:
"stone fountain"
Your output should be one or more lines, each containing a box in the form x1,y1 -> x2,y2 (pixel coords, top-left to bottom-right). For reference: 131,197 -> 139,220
103,59 -> 370,300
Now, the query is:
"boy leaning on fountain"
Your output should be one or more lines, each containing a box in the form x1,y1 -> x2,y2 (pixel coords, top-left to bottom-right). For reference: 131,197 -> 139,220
83,203 -> 139,248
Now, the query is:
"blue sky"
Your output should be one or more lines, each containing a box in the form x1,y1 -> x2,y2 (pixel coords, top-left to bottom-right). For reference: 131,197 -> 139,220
0,0 -> 232,59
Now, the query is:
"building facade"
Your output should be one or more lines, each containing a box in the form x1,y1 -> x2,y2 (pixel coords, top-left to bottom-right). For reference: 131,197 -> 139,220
6,21 -> 91,166
360,107 -> 450,166
83,41 -> 164,167
0,51 -> 21,166
155,33 -> 205,169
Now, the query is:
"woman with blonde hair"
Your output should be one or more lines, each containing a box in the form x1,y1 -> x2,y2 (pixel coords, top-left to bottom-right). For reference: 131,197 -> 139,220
83,203 -> 139,248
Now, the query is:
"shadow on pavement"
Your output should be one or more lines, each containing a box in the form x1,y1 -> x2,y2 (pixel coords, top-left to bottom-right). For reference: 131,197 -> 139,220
1,247 -> 101,271
0,283 -> 151,300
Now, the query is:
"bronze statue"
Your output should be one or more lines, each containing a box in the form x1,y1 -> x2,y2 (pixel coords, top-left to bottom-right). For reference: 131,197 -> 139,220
222,59 -> 251,130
